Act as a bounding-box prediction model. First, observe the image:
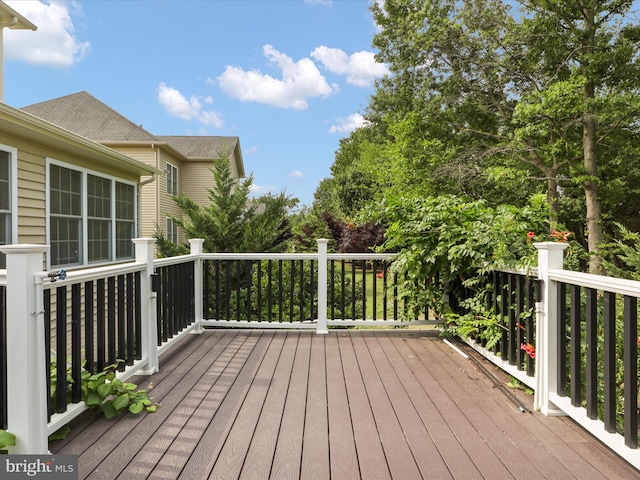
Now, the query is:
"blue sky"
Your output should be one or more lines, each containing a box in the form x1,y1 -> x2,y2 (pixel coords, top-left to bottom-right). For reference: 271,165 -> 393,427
3,0 -> 386,207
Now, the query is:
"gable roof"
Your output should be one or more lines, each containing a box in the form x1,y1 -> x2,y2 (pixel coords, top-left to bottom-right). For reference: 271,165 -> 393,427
21,91 -> 157,143
157,135 -> 238,159
21,91 -> 245,177
0,102 -> 157,177
156,135 -> 245,177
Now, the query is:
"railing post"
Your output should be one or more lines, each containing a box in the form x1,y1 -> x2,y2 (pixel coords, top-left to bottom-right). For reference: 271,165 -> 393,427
133,238 -> 159,375
533,241 -> 569,415
316,239 -> 329,334
189,239 -> 204,334
0,244 -> 49,454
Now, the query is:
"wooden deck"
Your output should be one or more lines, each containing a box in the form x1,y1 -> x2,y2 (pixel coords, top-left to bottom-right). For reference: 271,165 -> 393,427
50,329 -> 640,479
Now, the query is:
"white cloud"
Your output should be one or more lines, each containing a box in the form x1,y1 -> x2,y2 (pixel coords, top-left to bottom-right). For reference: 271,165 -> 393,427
5,0 -> 90,68
217,44 -> 339,110
244,146 -> 258,154
250,184 -> 274,195
311,46 -> 388,87
329,113 -> 367,134
289,170 -> 304,178
304,0 -> 333,5
157,83 -> 224,127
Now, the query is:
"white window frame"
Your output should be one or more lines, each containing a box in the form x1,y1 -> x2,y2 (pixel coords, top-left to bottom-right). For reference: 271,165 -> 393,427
46,158 -> 138,269
0,143 -> 18,269
166,162 -> 178,196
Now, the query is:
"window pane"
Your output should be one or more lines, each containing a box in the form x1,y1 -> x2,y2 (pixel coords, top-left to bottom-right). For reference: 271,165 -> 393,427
116,220 -> 134,259
51,165 -> 81,216
50,217 -> 81,266
88,219 -> 111,262
116,182 -> 135,220
88,175 -> 111,218
0,151 -> 9,211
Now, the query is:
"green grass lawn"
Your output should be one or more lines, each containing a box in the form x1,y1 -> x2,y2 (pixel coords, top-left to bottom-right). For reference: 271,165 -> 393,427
342,265 -> 396,320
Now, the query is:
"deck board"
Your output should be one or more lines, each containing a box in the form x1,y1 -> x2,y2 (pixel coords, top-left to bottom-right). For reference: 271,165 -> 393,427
325,333 -> 360,480
269,331 -> 310,480
239,331 -> 299,480
50,329 -> 640,480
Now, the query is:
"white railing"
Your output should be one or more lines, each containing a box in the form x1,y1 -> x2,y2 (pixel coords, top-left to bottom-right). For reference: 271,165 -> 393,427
463,242 -> 640,470
1,239 -> 640,472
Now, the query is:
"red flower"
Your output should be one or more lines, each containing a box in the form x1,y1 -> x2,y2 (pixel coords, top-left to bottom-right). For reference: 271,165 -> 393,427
520,343 -> 536,359
516,322 -> 524,330
376,272 -> 384,279
549,230 -> 572,242
527,231 -> 535,240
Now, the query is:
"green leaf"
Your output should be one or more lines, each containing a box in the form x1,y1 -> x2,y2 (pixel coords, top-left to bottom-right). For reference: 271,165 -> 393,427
102,401 -> 117,419
0,430 -> 16,449
48,424 -> 71,441
97,383 -> 113,398
129,402 -> 144,414
85,392 -> 102,407
112,394 -> 130,412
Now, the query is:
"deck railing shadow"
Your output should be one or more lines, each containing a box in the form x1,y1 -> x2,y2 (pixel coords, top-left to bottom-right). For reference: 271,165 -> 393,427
0,239 -> 639,471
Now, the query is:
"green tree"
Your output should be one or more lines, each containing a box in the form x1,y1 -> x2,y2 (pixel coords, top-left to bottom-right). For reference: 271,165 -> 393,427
158,155 -> 297,255
368,0 -> 640,273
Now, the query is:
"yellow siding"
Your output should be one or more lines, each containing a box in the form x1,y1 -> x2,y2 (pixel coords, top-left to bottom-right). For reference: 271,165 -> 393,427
182,161 -> 214,207
157,150 -> 184,243
0,133 -> 146,249
110,146 -> 157,167
113,146 -> 162,240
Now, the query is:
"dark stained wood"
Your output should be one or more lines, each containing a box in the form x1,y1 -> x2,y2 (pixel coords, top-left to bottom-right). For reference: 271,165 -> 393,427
269,331 -> 311,480
49,329 -> 640,480
300,333 -> 330,480
239,331 -> 299,480
325,333 -> 360,480
337,332 -> 392,480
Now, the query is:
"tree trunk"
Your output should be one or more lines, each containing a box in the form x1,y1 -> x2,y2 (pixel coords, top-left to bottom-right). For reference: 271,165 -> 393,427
582,9 -> 604,275
583,112 -> 603,274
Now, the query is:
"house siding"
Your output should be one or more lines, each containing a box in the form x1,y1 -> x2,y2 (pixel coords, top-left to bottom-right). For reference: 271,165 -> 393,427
159,151 -> 184,244
0,133 -> 143,256
4,137 -> 46,244
107,146 -> 161,240
182,160 -> 213,207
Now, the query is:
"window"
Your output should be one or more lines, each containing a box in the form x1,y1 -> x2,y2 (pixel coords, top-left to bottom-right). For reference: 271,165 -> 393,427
166,217 -> 178,243
0,147 -> 16,269
48,161 -> 137,268
50,164 -> 82,266
87,174 -> 111,262
166,162 -> 178,196
116,183 -> 135,259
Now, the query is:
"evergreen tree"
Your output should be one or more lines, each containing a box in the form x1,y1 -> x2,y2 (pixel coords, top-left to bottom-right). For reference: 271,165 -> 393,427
157,155 -> 296,255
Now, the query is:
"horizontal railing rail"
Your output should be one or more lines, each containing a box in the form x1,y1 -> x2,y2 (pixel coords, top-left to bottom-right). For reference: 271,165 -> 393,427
198,247 -> 435,329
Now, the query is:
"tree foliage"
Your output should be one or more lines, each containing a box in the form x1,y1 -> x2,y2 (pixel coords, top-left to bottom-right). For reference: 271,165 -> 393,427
319,0 -> 640,274
157,155 -> 297,255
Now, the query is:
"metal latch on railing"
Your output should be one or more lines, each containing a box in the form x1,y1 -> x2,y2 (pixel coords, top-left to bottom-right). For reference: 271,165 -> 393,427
47,269 -> 67,282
